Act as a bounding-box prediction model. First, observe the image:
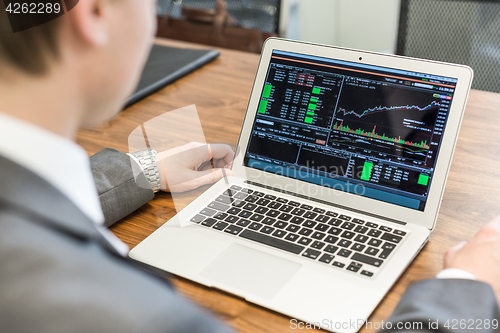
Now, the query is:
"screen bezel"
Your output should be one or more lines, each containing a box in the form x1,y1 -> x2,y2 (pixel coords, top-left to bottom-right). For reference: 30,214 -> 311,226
232,38 -> 473,230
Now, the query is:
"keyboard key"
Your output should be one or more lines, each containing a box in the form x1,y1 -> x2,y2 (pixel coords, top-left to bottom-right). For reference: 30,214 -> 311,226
236,219 -> 251,227
264,194 -> 276,200
326,211 -> 338,217
276,198 -> 288,204
393,229 -> 407,236
361,270 -> 374,277
298,237 -> 312,246
208,201 -> 229,211
313,208 -> 325,214
239,229 -> 305,254
200,208 -> 216,216
290,216 -> 305,224
260,226 -> 275,234
256,198 -> 270,206
227,207 -> 241,215
379,242 -> 396,259
291,208 -> 306,216
347,262 -> 362,272
278,213 -> 293,221
250,214 -> 264,222
225,215 -> 239,223
213,221 -> 229,230
289,201 -> 300,207
303,212 -> 318,219
328,219 -> 342,226
300,204 -> 313,210
234,192 -> 248,200
382,242 -> 396,250
314,224 -> 329,232
365,222 -> 378,228
311,231 -> 326,240
302,249 -> 321,260
338,249 -> 352,257
328,227 -> 342,236
311,241 -> 325,250
367,229 -> 382,238
201,218 -> 217,227
379,226 -> 392,232
285,233 -> 300,242
298,228 -> 313,236
315,215 -> 330,223
351,243 -> 365,252
367,238 -> 383,247
190,214 -> 205,223
240,188 -> 253,193
224,225 -> 243,235
332,261 -> 345,268
248,222 -> 263,231
214,212 -> 228,220
319,254 -> 335,264
268,201 -> 282,209
286,224 -> 300,233
341,231 -> 355,239
324,245 -> 338,254
272,229 -> 287,238
338,239 -> 352,248
244,195 -> 259,203
354,235 -> 369,243
274,221 -> 288,229
381,232 -> 403,244
216,195 -> 233,204
341,222 -> 355,230
238,210 -> 253,218
266,210 -> 280,218
338,214 -> 351,221
230,185 -> 242,191
261,217 -> 276,225
352,253 -> 383,267
232,200 -> 246,208
324,236 -> 338,244
255,206 -> 269,214
354,226 -> 368,234
365,247 -> 380,256
352,218 -> 364,224
279,205 -> 293,213
243,203 -> 257,211
302,220 -> 317,228
222,190 -> 235,197
253,191 -> 265,197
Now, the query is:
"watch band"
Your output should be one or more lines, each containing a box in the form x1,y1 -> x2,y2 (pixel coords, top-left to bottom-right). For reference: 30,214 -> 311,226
130,149 -> 161,193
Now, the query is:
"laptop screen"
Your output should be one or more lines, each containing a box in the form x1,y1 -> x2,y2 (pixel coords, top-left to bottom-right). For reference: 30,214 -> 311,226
243,50 -> 458,211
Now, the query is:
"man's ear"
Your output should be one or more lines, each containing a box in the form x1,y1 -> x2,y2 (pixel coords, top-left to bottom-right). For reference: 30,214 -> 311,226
67,0 -> 109,47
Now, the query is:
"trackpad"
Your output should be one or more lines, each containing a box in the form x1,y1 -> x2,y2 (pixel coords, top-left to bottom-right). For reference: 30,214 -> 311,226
199,243 -> 302,299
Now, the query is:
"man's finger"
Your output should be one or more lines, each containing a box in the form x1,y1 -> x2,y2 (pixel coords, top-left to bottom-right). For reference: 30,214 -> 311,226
444,241 -> 467,267
485,215 -> 500,233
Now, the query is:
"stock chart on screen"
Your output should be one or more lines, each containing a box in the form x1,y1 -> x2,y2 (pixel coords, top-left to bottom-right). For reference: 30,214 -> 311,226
244,50 -> 458,210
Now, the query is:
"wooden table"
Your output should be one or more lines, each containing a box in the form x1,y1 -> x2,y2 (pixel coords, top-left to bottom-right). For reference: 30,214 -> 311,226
77,38 -> 500,332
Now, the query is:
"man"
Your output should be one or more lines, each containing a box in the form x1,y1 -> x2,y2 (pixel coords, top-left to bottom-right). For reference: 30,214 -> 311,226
0,1 -> 498,332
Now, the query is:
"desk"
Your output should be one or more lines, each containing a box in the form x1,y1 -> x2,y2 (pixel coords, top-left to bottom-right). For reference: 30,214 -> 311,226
77,38 -> 500,332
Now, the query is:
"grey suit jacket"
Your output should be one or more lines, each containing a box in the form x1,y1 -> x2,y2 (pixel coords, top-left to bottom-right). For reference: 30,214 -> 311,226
0,149 -> 232,333
0,148 -> 498,332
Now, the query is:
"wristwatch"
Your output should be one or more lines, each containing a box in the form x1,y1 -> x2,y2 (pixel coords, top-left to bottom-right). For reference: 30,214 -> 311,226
129,149 -> 161,193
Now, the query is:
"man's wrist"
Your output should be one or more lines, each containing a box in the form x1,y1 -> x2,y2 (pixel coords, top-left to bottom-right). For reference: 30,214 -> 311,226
128,149 -> 161,193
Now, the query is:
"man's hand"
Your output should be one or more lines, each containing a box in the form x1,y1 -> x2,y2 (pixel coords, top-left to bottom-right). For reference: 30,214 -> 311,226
155,142 -> 235,193
444,215 -> 500,301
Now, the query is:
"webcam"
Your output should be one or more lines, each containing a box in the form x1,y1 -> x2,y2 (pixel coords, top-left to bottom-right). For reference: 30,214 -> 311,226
359,57 -> 363,61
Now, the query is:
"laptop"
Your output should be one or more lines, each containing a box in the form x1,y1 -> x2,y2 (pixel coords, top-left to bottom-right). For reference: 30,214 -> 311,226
129,38 -> 473,333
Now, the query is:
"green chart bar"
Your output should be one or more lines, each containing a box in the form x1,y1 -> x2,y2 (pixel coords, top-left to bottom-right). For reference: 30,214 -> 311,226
308,103 -> 317,110
263,84 -> 272,98
312,87 -> 321,95
304,117 -> 313,124
307,111 -> 314,116
310,98 -> 318,103
360,161 -> 374,181
418,174 -> 429,186
258,100 -> 268,114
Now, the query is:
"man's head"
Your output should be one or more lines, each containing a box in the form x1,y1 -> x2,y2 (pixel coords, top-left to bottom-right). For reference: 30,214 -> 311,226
0,0 -> 157,131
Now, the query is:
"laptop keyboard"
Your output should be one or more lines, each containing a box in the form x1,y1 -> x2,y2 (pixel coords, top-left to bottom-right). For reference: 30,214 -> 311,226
190,185 -> 408,278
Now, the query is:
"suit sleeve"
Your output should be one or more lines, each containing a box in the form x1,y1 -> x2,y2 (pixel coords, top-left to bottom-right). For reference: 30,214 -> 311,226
90,148 -> 154,227
381,279 -> 500,332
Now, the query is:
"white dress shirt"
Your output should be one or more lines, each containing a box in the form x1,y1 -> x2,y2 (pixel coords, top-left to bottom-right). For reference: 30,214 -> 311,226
0,112 -> 128,255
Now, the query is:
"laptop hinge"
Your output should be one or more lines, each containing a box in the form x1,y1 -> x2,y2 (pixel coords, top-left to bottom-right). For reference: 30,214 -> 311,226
245,180 -> 406,226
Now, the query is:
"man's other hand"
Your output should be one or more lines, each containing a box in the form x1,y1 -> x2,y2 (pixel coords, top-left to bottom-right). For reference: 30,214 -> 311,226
444,215 -> 500,301
155,142 -> 234,193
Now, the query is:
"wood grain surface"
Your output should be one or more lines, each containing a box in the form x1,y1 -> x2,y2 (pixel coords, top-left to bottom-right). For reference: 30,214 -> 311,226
76,38 -> 500,332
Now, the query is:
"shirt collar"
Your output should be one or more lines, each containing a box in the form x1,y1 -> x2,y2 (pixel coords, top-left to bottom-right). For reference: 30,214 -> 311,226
0,112 -> 105,225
